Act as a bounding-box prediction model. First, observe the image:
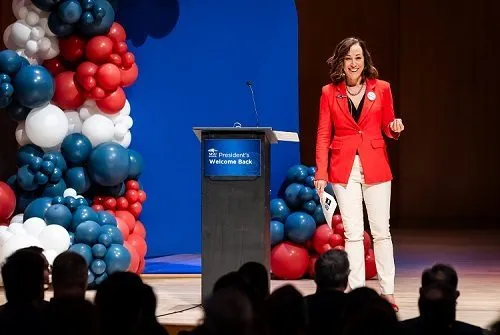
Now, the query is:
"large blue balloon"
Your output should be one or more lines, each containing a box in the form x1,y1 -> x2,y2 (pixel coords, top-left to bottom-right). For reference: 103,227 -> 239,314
48,12 -> 75,36
24,197 -> 53,220
13,65 -> 54,108
41,179 -> 67,197
75,220 -> 101,244
100,224 -> 123,244
44,203 -> 72,228
61,133 -> 92,165
69,243 -> 93,265
284,183 -> 304,208
285,211 -> 316,243
59,0 -> 83,24
88,143 -> 130,187
299,186 -> 314,202
71,206 -> 99,231
313,205 -> 326,224
104,244 -> 131,275
65,167 -> 91,194
77,0 -> 115,36
97,211 -> 117,226
286,164 -> 308,183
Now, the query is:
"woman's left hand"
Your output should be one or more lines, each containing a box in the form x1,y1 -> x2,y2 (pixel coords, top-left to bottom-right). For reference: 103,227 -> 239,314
390,118 -> 404,133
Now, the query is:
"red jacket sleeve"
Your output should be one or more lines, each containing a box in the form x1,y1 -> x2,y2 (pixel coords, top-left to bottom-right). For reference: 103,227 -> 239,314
315,88 -> 332,181
381,83 -> 400,140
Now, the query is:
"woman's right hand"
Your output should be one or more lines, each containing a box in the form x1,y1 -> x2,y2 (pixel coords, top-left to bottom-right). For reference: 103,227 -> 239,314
314,179 -> 327,197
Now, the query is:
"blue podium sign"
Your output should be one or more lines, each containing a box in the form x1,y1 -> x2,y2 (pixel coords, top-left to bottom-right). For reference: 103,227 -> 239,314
204,139 -> 261,177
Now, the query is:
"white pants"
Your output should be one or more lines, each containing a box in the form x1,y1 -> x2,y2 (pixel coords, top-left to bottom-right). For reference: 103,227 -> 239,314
332,155 -> 395,295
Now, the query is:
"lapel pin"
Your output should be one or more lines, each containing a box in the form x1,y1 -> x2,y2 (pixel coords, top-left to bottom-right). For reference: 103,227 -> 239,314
367,91 -> 376,101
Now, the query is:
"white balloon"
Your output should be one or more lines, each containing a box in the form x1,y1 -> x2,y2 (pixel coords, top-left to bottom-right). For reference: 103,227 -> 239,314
0,226 -> 7,233
10,214 -> 24,224
15,122 -> 32,146
25,39 -> 38,56
8,222 -> 26,235
63,188 -> 77,198
114,130 -> 132,148
0,230 -> 14,247
82,114 -> 115,147
23,217 -> 46,237
25,103 -> 69,148
121,115 -> 133,129
121,99 -> 131,116
79,107 -> 92,121
1,234 -> 43,262
66,111 -> 83,134
12,0 -> 26,19
38,225 -> 70,254
3,25 -> 18,50
42,249 -> 57,265
114,123 -> 128,140
11,21 -> 31,46
26,11 -> 40,26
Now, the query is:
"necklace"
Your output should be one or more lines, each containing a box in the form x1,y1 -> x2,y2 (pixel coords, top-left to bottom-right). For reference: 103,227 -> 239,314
346,83 -> 364,96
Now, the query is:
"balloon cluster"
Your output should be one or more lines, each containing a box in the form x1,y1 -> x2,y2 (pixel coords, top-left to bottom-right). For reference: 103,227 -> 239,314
1,0 -> 146,282
269,164 -> 377,280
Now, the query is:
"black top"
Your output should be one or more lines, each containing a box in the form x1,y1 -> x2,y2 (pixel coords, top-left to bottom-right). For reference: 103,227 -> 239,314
348,95 -> 365,123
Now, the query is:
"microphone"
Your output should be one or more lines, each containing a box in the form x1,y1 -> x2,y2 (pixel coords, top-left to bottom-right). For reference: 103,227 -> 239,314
246,80 -> 260,127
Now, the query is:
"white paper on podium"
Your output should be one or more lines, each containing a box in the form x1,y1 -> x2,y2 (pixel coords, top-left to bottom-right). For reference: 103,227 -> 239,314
320,191 -> 337,229
273,131 -> 299,142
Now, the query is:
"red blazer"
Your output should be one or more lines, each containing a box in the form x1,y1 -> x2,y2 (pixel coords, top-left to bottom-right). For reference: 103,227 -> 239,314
315,78 -> 399,185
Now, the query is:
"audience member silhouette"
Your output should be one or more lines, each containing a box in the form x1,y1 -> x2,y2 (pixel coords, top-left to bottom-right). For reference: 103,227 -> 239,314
265,284 -> 307,335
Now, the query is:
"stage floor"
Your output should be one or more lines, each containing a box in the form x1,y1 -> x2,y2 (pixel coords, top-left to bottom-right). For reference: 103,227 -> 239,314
1,229 -> 500,332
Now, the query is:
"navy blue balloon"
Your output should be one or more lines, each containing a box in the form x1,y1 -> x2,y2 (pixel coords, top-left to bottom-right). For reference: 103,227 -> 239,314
77,0 -> 114,36
52,195 -> 64,205
71,206 -> 99,231
302,200 -> 317,214
17,165 -> 37,191
13,65 -> 54,108
104,244 -> 131,275
88,143 -> 130,187
41,160 -> 55,175
59,0 -> 83,24
128,149 -> 143,179
50,167 -> 63,183
17,144 -> 43,167
61,133 -> 92,165
42,179 -> 67,197
0,50 -> 22,75
98,233 -> 112,247
299,186 -> 314,202
16,191 -> 38,212
284,183 -> 304,208
81,0 -> 95,10
44,152 -> 67,172
91,259 -> 106,275
97,211 -> 117,226
77,197 -> 89,207
0,73 -> 10,83
307,166 -> 317,176
100,224 -> 123,244
313,205 -> 326,224
305,175 -> 315,188
24,197 -> 53,220
65,167 -> 91,194
75,220 -> 101,244
286,164 -> 308,183
31,0 -> 59,11
270,220 -> 284,245
270,198 -> 291,222
69,243 -> 93,265
285,211 -> 316,243
48,12 -> 75,36
1,82 -> 14,98
44,204 -> 72,228
92,243 -> 107,258
64,196 -> 78,211
35,171 -> 48,185
29,156 -> 43,171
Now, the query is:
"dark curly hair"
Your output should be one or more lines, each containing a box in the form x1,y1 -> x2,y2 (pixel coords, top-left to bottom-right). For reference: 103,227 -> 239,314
327,37 -> 378,84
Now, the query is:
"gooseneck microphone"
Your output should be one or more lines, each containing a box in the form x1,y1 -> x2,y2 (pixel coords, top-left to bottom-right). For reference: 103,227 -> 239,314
246,80 -> 260,127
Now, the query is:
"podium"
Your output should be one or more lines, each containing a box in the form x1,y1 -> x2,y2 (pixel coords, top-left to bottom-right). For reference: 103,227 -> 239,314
193,127 -> 287,298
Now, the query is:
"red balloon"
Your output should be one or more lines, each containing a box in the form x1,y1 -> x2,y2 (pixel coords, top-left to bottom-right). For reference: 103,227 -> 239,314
120,63 -> 138,87
123,241 -> 139,273
107,22 -> 127,43
321,244 -> 332,253
132,220 -> 146,239
116,217 -> 129,240
93,196 -> 105,204
95,63 -> 121,91
0,182 -> 16,222
363,231 -> 372,254
329,233 -> 344,248
115,210 -> 135,233
43,56 -> 67,76
270,241 -> 309,280
121,52 -> 135,69
332,214 -> 343,225
128,202 -> 142,219
103,197 -> 117,210
308,255 -> 318,278
96,87 -> 126,114
114,41 -> 128,54
92,204 -> 104,211
116,197 -> 129,210
59,35 -> 87,63
125,190 -> 139,204
89,86 -> 106,100
86,36 -> 114,64
333,245 -> 345,251
53,71 -> 86,110
311,224 -> 333,254
126,180 -> 140,191
137,190 -> 147,203
365,249 -> 377,279
334,223 -> 345,238
127,233 -> 147,258
109,53 -> 122,67
137,257 -> 146,274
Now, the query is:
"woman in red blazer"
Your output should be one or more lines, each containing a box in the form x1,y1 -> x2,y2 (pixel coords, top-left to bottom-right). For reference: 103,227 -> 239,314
314,37 -> 404,310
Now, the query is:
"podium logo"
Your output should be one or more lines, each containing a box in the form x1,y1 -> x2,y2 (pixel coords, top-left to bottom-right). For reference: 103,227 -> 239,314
207,148 -> 218,158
